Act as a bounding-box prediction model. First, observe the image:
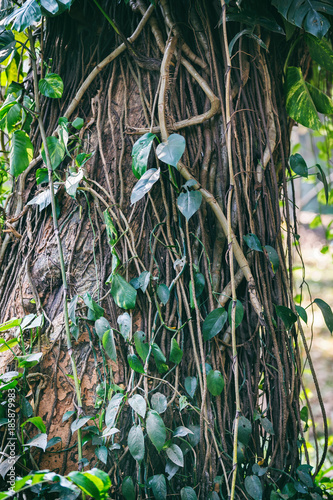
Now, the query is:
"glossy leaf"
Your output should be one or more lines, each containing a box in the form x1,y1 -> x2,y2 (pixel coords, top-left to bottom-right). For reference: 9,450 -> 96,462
295,305 -> 307,324
10,130 -> 33,177
122,476 -> 136,500
264,245 -> 279,273
41,136 -> 65,170
228,300 -> 244,328
22,416 -> 46,433
185,376 -> 197,398
177,190 -> 202,220
244,233 -> 263,252
314,298 -> 333,334
166,444 -> 184,467
181,486 -> 197,500
151,392 -> 167,414
202,307 -> 228,341
128,394 -> 146,419
132,132 -> 156,179
289,154 -> 308,178
1,0 -> 42,32
0,317 -> 21,332
39,73 -> 63,98
128,354 -> 145,373
157,284 -> 170,305
146,410 -> 166,452
67,471 -> 101,500
131,168 -> 160,205
207,370 -> 224,396
152,343 -> 168,374
305,34 -> 333,72
107,273 -> 137,310
285,67 -> 320,130
238,416 -> 252,445
102,330 -> 117,362
150,474 -> 167,500
275,305 -> 297,330
169,338 -> 183,364
156,133 -> 185,168
128,425 -> 145,463
244,475 -> 263,500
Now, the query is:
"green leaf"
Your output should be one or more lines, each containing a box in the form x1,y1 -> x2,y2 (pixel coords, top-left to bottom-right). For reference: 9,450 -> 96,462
177,190 -> 202,220
166,444 -> 184,467
190,272 -> 205,308
132,132 -> 156,179
134,330 -> 149,362
314,298 -> 333,334
285,67 -> 321,130
95,446 -> 108,464
102,330 -> 117,362
1,0 -> 42,32
272,0 -> 333,38
152,343 -> 168,374
39,73 -> 63,98
207,370 -> 224,396
185,376 -> 197,398
297,469 -> 313,488
296,305 -> 307,324
187,425 -> 200,447
16,352 -> 42,368
150,474 -> 167,500
10,130 -> 33,177
131,168 -> 160,205
105,393 -> 123,428
244,233 -> 263,252
41,136 -> 65,170
21,416 -> 46,433
156,133 -> 185,168
45,436 -> 61,449
72,117 -> 84,130
260,417 -> 275,435
68,471 -> 101,500
0,338 -> 19,352
128,425 -> 145,463
264,245 -> 279,273
128,354 -> 145,374
157,284 -> 170,305
289,154 -> 308,178
82,292 -> 104,320
151,392 -> 167,414
0,30 -> 16,64
122,476 -> 136,500
306,82 -> 333,114
128,394 -> 146,419
238,416 -> 252,446
202,308 -> 228,341
316,163 -> 329,204
117,312 -> 131,341
300,406 -> 308,423
180,486 -> 197,500
169,338 -> 183,364
65,169 -> 83,197
146,410 -> 166,452
71,416 -> 91,433
107,273 -> 137,310
36,168 -> 48,185
244,475 -> 262,500
305,34 -> 333,71
275,305 -> 297,330
0,317 -> 21,332
228,300 -> 244,328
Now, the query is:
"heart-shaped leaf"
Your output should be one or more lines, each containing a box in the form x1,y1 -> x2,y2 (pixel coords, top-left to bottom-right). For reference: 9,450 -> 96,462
65,169 -> 83,197
244,475 -> 262,500
275,305 -> 297,330
128,354 -> 145,374
131,168 -> 160,205
157,284 -> 170,305
244,233 -> 263,252
180,486 -> 197,500
289,154 -> 308,178
1,0 -> 42,32
106,273 -> 137,310
207,370 -> 224,396
156,133 -> 185,168
202,308 -> 228,341
39,73 -> 63,98
177,190 -> 202,220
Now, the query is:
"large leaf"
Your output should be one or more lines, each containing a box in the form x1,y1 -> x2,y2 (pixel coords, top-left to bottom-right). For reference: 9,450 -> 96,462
1,0 -> 42,32
156,133 -> 186,168
285,67 -> 321,130
314,298 -> 333,334
165,444 -> 184,467
207,370 -> 224,396
305,34 -> 333,72
132,132 -> 156,179
177,190 -> 202,220
39,73 -> 63,98
180,486 -> 197,500
146,410 -> 166,452
122,476 -> 136,500
10,130 -> 33,177
128,425 -> 145,463
0,30 -> 16,64
202,308 -> 228,341
131,168 -> 160,205
150,474 -> 167,500
272,0 -> 333,38
244,475 -> 262,500
41,136 -> 65,170
306,82 -> 333,114
107,273 -> 137,310
67,471 -> 101,500
128,394 -> 146,419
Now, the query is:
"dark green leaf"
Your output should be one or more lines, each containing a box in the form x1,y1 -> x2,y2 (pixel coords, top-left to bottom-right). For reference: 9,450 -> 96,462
264,245 -> 279,273
41,136 -> 65,170
128,394 -> 146,419
122,476 -> 136,500
180,486 -> 197,500
300,406 -> 308,423
316,164 -> 329,204
156,133 -> 185,168
1,0 -> 42,32
151,392 -> 167,414
107,273 -> 137,310
306,82 -> 333,114
36,168 -> 48,185
131,168 -> 160,205
62,410 -> 75,422
0,30 -> 15,63
166,444 -> 184,467
295,305 -> 307,324
128,354 -> 145,374
39,73 -> 63,98
169,338 -> 183,364
203,308 -> 228,341
260,417 -> 275,435
285,67 -> 320,130
314,298 -> 333,334
95,445 -> 108,464
244,233 -> 263,252
150,474 -> 167,500
82,292 -> 104,320
228,300 -> 244,328
238,416 -> 252,446
134,330 -> 149,362
10,130 -> 33,176
152,343 -> 168,373
275,305 -> 297,330
187,425 -> 200,447
157,284 -> 170,305
305,34 -> 333,72
128,425 -> 145,462
146,410 -> 166,452
297,469 -> 313,488
207,370 -> 224,396
132,132 -> 156,179
244,475 -> 263,500
190,273 -> 205,309
177,190 -> 202,220
289,154 -> 308,178
185,376 -> 197,398
102,330 -> 117,362
45,436 -> 61,449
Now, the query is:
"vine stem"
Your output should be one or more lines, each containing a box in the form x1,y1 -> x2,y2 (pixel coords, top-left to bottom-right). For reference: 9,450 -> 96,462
27,28 -> 84,467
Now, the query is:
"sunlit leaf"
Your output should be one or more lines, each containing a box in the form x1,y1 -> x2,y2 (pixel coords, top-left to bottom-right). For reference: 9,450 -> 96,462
1,0 -> 42,32
39,73 -> 63,98
285,67 -> 320,130
65,169 -> 83,197
10,130 -> 33,176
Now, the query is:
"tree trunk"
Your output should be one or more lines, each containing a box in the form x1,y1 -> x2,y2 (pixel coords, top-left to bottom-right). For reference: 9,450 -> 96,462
0,1 -> 326,498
